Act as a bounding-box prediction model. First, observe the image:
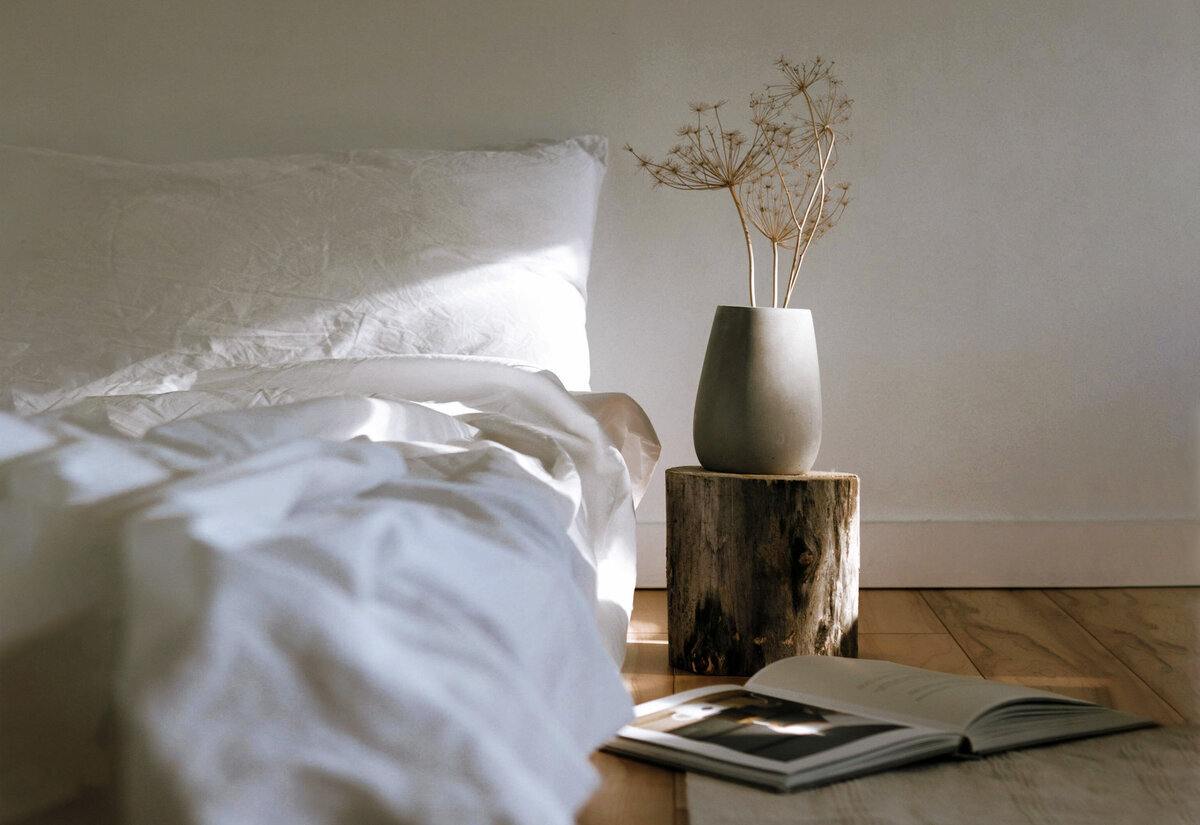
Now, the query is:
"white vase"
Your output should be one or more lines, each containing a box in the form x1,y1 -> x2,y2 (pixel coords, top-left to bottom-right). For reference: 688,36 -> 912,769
693,305 -> 822,475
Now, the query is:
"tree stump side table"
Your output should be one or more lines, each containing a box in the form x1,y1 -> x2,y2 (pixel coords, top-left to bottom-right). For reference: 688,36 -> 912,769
666,466 -> 859,676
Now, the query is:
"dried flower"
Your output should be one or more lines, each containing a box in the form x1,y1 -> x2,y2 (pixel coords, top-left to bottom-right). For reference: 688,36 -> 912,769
626,100 -> 774,305
628,57 -> 852,307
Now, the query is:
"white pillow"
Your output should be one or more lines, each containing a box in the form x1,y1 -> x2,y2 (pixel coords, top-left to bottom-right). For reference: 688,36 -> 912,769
0,137 -> 606,413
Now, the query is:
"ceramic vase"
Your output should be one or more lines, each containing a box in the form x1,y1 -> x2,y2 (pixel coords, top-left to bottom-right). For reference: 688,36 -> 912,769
692,305 -> 822,475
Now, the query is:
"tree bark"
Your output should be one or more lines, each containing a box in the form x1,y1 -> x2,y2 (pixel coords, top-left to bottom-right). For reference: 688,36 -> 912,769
666,467 -> 859,676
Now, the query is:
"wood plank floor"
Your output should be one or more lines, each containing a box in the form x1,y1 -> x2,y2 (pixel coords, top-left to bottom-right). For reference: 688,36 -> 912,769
578,587 -> 1199,825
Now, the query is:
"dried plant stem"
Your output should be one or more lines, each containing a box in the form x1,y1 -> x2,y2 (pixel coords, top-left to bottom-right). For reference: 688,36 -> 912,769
783,85 -> 835,308
728,187 -> 757,307
762,143 -> 808,307
770,242 -> 779,307
783,135 -> 833,307
754,127 -> 816,309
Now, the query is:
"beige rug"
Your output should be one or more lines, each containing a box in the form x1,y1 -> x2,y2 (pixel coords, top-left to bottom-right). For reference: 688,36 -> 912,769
687,726 -> 1200,825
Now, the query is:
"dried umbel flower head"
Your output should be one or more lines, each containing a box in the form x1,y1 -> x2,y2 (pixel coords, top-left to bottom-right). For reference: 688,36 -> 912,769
628,57 -> 852,308
627,100 -> 773,303
628,100 -> 769,190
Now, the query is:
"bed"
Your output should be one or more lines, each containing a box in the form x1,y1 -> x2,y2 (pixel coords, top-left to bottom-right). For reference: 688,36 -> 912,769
0,136 -> 660,824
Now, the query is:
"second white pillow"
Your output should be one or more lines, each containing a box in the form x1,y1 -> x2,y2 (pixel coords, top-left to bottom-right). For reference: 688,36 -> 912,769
0,136 -> 607,412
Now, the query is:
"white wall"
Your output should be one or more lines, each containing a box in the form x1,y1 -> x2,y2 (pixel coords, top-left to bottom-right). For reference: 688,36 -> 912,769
3,0 -> 1197,583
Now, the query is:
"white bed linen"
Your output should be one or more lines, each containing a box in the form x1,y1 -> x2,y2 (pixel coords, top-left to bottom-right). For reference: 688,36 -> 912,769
0,356 -> 660,825
0,137 -> 606,413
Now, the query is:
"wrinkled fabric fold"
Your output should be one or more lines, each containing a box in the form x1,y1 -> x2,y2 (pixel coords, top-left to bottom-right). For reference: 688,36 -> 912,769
0,356 -> 658,825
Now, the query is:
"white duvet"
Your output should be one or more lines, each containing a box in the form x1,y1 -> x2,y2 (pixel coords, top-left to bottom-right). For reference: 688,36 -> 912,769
0,356 -> 659,825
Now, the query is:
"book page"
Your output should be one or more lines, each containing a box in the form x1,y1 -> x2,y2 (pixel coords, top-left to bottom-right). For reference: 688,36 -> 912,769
748,656 -> 1092,733
616,684 -> 951,774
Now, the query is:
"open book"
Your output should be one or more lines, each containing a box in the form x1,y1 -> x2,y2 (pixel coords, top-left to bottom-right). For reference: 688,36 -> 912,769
604,656 -> 1153,792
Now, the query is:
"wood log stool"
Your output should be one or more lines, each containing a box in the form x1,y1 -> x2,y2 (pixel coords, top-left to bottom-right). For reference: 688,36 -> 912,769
666,466 -> 860,676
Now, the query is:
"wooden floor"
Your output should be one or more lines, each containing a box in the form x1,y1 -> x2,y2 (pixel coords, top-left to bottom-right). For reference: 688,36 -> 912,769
578,587 -> 1199,825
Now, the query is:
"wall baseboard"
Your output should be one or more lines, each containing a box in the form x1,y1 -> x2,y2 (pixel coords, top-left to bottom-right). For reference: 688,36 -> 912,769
635,520 -> 1200,588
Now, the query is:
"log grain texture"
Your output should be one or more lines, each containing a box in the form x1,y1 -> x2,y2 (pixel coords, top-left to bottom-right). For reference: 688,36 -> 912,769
665,467 -> 859,676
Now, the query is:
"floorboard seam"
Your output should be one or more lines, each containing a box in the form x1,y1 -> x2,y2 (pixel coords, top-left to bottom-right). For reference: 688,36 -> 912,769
915,589 -> 990,679
1042,589 -> 1190,724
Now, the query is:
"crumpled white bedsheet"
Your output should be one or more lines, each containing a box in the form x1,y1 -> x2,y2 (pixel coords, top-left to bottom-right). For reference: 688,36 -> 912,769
0,355 -> 660,825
